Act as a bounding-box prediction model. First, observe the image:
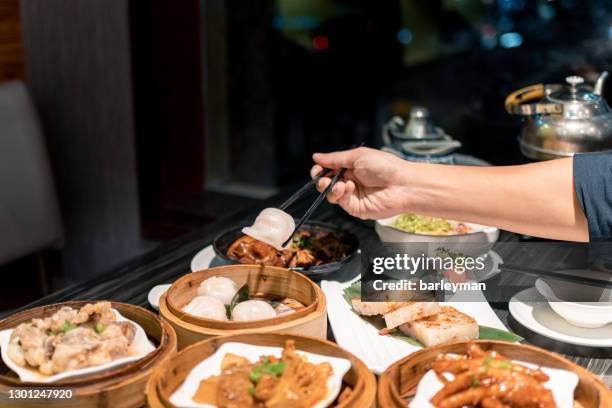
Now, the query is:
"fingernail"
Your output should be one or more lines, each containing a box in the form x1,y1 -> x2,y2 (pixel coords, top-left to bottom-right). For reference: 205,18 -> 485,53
312,153 -> 321,159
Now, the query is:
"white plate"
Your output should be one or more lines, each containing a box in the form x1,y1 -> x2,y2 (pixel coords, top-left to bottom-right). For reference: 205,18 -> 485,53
509,287 -> 612,347
169,342 -> 351,408
321,276 -> 509,374
0,309 -> 156,383
410,359 -> 578,408
148,284 -> 172,311
190,245 -> 217,272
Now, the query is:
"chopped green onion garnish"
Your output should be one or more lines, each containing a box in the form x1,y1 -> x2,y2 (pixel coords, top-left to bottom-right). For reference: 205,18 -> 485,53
95,323 -> 105,333
60,321 -> 76,333
249,360 -> 286,384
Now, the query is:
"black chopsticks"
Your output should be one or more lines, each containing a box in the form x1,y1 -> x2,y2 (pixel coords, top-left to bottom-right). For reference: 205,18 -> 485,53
278,142 -> 363,247
280,168 -> 347,247
278,168 -> 331,211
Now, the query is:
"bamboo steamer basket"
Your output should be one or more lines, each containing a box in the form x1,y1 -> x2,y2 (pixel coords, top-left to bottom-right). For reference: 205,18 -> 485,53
146,332 -> 376,408
0,301 -> 177,408
378,340 -> 612,408
160,265 -> 327,349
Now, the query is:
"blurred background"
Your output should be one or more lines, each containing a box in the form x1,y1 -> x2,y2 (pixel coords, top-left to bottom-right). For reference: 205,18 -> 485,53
2,0 -> 612,312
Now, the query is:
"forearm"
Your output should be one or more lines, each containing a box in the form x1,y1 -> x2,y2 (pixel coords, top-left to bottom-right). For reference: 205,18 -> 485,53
405,158 -> 589,241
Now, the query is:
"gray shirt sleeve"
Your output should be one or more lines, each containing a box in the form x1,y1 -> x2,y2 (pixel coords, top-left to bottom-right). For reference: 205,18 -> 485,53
573,152 -> 612,241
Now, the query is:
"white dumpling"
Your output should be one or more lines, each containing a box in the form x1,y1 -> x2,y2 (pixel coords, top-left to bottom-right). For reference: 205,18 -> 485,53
231,300 -> 276,321
197,276 -> 238,305
182,296 -> 227,320
242,208 -> 295,250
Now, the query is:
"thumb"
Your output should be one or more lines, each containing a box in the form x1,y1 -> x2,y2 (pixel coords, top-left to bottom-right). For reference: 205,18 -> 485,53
312,148 -> 361,169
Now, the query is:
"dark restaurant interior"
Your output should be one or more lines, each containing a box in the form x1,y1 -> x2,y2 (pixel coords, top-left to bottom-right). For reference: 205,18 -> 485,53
1,0 -> 611,315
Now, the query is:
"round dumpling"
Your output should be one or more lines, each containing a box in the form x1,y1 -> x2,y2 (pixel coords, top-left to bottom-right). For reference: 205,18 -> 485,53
182,296 -> 227,320
231,300 -> 276,321
242,208 -> 295,250
197,276 -> 238,305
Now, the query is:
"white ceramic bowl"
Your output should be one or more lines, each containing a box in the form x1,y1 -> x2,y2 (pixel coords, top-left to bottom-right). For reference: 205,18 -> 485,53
374,216 -> 499,281
375,216 -> 499,257
536,278 -> 612,329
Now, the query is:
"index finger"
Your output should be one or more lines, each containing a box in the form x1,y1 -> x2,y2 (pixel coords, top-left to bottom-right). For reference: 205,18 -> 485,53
312,147 -> 364,170
310,164 -> 324,179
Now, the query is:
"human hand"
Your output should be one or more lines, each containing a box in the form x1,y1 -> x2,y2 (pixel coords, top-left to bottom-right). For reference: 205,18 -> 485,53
310,147 -> 413,219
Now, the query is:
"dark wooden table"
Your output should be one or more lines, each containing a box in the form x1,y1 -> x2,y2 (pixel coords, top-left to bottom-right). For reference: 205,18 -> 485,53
5,193 -> 611,386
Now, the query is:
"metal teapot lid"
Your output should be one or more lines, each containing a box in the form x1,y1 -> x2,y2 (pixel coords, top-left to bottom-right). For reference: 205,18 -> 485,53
505,71 -> 611,118
548,76 -> 595,101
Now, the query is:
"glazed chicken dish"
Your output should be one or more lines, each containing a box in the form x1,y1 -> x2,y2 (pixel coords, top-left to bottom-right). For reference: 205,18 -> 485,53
227,230 -> 351,269
193,340 -> 342,408
430,343 -> 555,408
7,302 -> 136,375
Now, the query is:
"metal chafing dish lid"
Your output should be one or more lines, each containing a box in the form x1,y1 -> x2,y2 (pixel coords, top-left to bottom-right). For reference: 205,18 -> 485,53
383,106 -> 462,161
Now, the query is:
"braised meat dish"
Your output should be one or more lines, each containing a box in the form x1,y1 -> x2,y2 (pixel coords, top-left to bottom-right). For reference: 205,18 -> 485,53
7,302 -> 136,375
227,230 -> 351,268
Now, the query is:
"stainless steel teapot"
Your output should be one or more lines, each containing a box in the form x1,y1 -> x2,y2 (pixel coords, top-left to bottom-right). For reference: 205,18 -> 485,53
505,71 -> 612,160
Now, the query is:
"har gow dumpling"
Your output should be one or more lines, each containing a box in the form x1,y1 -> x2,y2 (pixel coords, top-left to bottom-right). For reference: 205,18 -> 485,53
182,296 -> 227,320
197,276 -> 238,305
231,300 -> 276,321
242,208 -> 295,250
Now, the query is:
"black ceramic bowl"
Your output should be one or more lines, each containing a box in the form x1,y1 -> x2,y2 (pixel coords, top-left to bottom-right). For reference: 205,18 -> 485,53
212,221 -> 360,280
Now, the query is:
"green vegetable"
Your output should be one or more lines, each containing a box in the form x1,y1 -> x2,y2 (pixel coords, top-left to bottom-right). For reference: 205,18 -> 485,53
95,323 -> 105,333
249,360 -> 286,384
60,321 -> 76,334
292,234 -> 313,250
478,326 -> 523,342
392,213 -> 453,235
388,331 -> 425,347
498,360 -> 513,369
247,386 -> 256,396
342,281 -> 361,306
227,284 -> 250,318
470,373 -> 480,387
